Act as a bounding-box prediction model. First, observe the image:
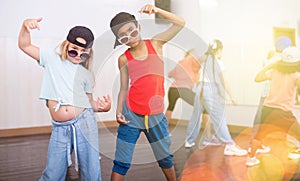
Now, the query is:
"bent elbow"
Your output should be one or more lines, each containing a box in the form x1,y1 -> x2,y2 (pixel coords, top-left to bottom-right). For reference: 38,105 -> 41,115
254,76 -> 264,82
180,19 -> 186,27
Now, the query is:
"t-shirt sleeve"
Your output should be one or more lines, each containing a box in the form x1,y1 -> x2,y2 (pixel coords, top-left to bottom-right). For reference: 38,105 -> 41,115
39,49 -> 56,67
168,65 -> 177,78
85,72 -> 94,93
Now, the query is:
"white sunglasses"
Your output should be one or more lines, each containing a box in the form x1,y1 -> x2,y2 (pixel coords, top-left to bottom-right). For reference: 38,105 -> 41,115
118,28 -> 139,44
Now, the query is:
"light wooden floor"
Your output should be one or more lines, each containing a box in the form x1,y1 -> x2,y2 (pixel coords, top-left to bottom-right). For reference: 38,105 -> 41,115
1,124 -> 300,181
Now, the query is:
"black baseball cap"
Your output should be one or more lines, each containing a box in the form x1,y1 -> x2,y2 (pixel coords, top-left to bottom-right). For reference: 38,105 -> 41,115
67,26 -> 94,48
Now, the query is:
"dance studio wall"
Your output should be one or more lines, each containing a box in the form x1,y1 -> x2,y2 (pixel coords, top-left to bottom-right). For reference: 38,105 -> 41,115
1,0 -> 300,129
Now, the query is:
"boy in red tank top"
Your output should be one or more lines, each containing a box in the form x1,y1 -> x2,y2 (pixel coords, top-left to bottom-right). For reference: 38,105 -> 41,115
109,4 -> 185,181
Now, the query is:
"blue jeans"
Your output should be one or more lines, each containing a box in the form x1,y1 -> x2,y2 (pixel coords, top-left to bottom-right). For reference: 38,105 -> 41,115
40,108 -> 101,181
112,101 -> 173,175
186,83 -> 234,145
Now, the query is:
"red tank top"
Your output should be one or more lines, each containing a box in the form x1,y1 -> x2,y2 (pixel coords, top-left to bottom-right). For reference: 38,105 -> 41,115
125,40 -> 165,115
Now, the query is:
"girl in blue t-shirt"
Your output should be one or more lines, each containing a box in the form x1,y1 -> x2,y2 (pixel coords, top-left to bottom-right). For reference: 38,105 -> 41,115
18,17 -> 111,181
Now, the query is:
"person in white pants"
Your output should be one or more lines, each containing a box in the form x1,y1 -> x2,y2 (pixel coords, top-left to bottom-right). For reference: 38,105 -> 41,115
185,40 -> 247,156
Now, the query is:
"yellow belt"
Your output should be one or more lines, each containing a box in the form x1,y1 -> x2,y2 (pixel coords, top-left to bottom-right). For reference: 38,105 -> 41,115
145,115 -> 149,132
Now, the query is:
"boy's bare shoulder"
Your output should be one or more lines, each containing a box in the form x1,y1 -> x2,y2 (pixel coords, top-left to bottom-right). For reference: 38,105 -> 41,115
118,53 -> 128,67
119,53 -> 127,61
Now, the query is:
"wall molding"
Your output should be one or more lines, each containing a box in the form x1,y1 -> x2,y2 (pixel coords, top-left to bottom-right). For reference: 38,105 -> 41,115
0,119 -> 249,138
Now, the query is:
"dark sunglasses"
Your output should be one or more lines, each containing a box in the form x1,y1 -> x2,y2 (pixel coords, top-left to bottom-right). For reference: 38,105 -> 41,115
67,50 -> 90,61
118,28 -> 139,44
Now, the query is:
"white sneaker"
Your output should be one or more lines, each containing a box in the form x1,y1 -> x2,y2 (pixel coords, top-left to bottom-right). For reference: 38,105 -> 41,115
288,148 -> 300,159
224,144 -> 247,156
248,144 -> 271,154
246,156 -> 260,166
185,141 -> 195,148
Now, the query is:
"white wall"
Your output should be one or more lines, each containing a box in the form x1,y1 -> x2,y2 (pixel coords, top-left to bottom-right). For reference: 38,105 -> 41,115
1,0 -> 300,129
170,0 -> 300,126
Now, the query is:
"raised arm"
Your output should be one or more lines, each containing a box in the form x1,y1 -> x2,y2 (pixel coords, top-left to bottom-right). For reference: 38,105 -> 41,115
18,17 -> 42,61
254,63 -> 274,82
139,4 -> 185,46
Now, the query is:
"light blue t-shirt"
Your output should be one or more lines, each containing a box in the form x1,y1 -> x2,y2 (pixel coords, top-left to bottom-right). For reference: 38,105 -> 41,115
39,49 -> 93,109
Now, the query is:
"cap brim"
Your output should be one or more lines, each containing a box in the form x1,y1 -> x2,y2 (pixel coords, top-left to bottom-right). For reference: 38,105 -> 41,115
274,60 -> 300,73
277,60 -> 300,66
